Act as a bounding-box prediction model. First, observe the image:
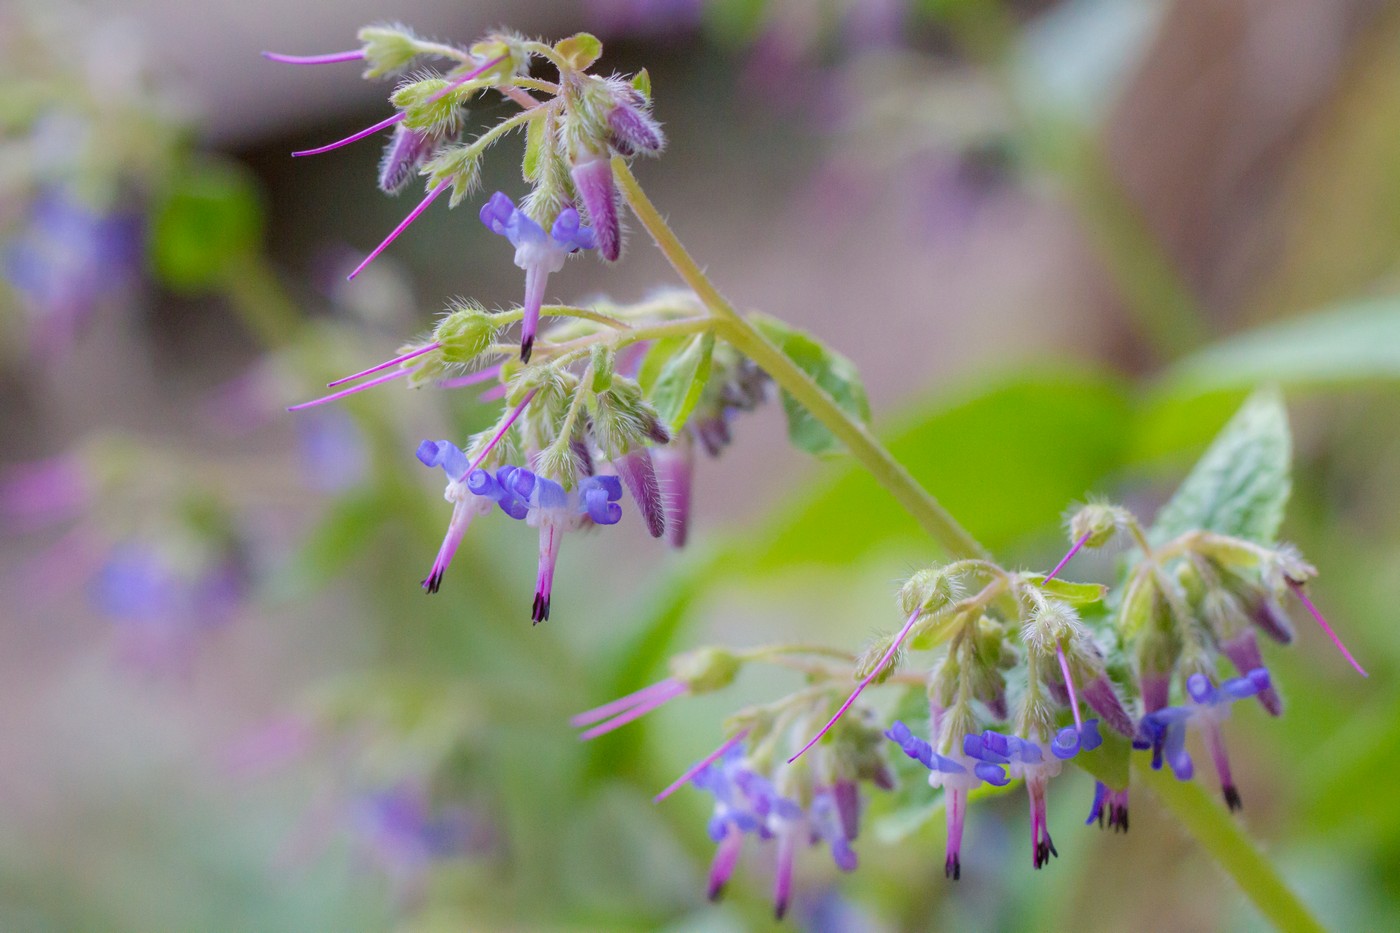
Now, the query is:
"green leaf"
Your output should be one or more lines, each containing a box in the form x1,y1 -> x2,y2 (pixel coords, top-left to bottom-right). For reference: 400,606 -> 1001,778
636,336 -> 685,393
148,159 -> 263,293
555,33 -> 603,71
1075,730 -> 1130,790
649,332 -> 714,433
631,69 -> 652,100
741,369 -> 1133,570
751,314 -> 870,458
1022,575 -> 1108,606
1160,297 -> 1400,397
1150,389 -> 1292,545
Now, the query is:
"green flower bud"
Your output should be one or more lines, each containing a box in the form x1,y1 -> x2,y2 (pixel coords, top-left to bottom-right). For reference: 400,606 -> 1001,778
434,303 -> 497,363
592,377 -> 667,455
1069,502 -> 1131,548
898,567 -> 956,617
669,647 -> 741,694
358,25 -> 426,78
391,78 -> 466,134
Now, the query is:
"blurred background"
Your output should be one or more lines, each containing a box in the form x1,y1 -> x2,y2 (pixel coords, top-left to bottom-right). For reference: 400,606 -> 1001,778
2,0 -> 1399,930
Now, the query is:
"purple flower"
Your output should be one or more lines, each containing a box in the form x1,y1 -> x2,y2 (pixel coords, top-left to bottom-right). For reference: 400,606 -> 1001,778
962,727 -> 1091,868
480,192 -> 596,362
682,740 -> 862,918
1085,781 -> 1129,833
417,438 -> 624,620
349,782 -> 493,905
1135,668 -> 1271,811
885,719 -> 980,880
92,543 -> 246,675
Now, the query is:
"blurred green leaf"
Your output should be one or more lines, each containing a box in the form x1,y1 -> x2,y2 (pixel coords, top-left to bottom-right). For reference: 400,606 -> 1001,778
751,314 -> 871,458
1150,389 -> 1291,545
651,332 -> 714,434
149,159 -> 263,292
702,0 -> 770,45
740,369 -> 1132,571
1161,297 -> 1400,395
637,336 -> 685,393
266,490 -> 388,598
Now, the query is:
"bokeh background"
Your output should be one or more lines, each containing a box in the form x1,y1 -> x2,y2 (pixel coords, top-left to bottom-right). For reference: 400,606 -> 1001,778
2,0 -> 1399,930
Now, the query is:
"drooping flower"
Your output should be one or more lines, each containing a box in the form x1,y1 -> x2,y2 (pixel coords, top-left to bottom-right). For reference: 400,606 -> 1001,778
1135,668 -> 1271,811
963,721 -> 1101,869
687,741 -> 861,919
1085,781 -> 1129,833
885,719 -> 974,879
480,191 -> 596,362
416,437 -> 624,620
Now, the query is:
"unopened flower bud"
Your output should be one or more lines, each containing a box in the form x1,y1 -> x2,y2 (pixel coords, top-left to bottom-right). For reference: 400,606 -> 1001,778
898,568 -> 956,617
434,303 -> 497,363
1069,503 -> 1129,548
670,647 -> 741,694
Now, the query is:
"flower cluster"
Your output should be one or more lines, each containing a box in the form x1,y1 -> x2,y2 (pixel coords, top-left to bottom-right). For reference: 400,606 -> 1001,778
417,438 -> 624,621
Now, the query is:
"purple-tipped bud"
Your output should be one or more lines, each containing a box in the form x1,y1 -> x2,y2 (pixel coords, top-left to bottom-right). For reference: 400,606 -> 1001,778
570,154 -> 621,261
1082,674 -> 1136,737
1220,631 -> 1282,715
608,103 -> 664,157
613,449 -> 665,538
1247,593 -> 1295,644
378,125 -> 438,194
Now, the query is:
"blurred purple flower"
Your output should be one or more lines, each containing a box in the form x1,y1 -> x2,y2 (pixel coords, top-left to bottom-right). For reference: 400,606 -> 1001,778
3,186 -> 142,356
92,543 -> 247,675
349,782 -> 494,905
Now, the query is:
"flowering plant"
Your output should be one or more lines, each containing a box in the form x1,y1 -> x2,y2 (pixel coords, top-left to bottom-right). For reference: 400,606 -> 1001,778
256,22 -> 1376,928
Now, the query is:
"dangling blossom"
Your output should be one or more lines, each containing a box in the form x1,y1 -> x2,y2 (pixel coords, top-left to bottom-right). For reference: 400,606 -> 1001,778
416,440 -> 500,594
685,741 -> 860,919
1085,781 -> 1129,832
480,192 -> 596,362
884,720 -> 975,879
963,721 -> 1102,869
1135,668 -> 1271,811
416,440 -> 624,619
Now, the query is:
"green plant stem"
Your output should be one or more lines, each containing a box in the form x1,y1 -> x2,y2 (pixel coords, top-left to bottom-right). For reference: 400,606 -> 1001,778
613,158 -> 990,561
1133,760 -> 1327,933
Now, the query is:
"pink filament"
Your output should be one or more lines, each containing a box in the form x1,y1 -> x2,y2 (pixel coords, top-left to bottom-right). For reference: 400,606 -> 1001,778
1287,580 -> 1368,676
577,681 -> 686,740
425,54 -> 508,104
654,730 -> 750,804
347,180 -> 449,281
467,389 -> 538,472
293,111 -> 406,157
1044,531 -> 1091,583
788,609 -> 922,764
327,342 -> 442,387
571,679 -> 680,727
286,367 -> 408,411
262,50 -> 365,65
437,365 -> 503,390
